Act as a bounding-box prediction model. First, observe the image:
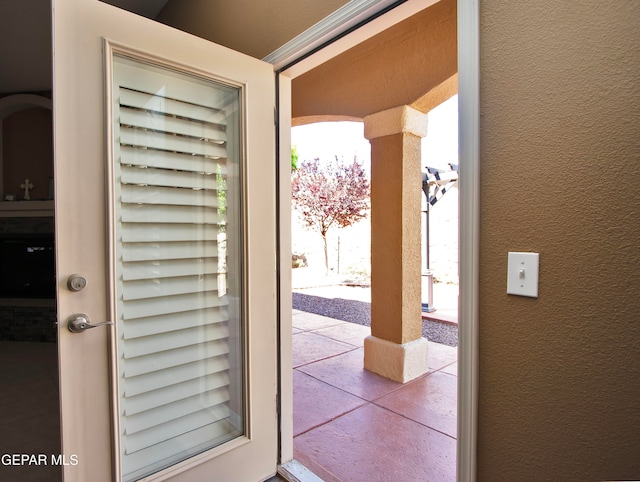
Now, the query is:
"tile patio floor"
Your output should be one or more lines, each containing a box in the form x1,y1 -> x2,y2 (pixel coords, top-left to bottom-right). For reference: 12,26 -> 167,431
292,310 -> 458,482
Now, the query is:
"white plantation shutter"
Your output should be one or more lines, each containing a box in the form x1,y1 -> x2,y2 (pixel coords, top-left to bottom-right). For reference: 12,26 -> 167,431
112,55 -> 244,482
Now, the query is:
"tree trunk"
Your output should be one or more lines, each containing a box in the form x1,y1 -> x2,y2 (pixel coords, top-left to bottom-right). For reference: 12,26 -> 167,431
322,232 -> 329,275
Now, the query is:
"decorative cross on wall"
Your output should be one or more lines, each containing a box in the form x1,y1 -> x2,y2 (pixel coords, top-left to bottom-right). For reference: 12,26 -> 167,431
20,178 -> 34,200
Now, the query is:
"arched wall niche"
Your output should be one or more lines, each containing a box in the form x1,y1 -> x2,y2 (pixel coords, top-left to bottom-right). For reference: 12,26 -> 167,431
0,94 -> 52,119
0,94 -> 53,201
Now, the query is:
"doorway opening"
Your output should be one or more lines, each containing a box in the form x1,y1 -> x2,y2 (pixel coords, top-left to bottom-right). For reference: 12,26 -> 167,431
289,100 -> 459,481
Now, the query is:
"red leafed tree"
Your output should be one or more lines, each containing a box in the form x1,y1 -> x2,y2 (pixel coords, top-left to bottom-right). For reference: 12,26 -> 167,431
291,156 -> 370,274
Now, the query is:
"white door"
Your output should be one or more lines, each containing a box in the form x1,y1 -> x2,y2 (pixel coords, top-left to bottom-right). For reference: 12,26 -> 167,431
53,1 -> 278,481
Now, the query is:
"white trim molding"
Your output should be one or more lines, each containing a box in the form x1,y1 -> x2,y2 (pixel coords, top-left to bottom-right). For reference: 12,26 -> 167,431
457,0 -> 480,480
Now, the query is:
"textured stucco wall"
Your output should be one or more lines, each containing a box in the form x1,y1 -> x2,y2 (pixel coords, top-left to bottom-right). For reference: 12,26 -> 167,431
157,0 -> 349,59
479,1 -> 640,480
292,0 -> 457,120
369,132 -> 423,345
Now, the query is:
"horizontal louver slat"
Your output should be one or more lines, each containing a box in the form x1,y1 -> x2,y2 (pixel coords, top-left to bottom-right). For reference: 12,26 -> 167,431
122,274 -> 219,301
122,420 -> 239,481
121,241 -> 217,262
120,165 -> 218,190
120,145 -> 226,172
122,308 -> 227,339
126,406 -> 231,454
120,107 -> 227,143
119,88 -> 227,125
123,369 -> 230,415
121,184 -> 223,208
122,293 -> 227,323
120,126 -> 227,158
125,388 -> 231,435
122,324 -> 229,359
123,335 -> 229,377
124,355 -> 228,397
122,224 -> 219,244
122,204 -> 219,225
122,258 -> 218,281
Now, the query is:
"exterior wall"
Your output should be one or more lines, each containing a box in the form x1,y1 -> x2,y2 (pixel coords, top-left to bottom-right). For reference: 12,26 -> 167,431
478,1 -> 640,480
292,0 -> 457,119
157,0 -> 350,59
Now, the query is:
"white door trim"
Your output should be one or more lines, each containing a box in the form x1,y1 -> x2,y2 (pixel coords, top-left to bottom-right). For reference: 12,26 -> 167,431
276,74 -> 294,464
272,0 -> 479,480
457,1 -> 479,480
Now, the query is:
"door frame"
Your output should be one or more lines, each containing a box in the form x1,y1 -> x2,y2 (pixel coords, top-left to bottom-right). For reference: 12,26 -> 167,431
273,0 -> 479,480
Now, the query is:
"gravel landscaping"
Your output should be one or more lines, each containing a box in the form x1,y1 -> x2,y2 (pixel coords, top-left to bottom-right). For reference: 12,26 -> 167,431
292,292 -> 458,347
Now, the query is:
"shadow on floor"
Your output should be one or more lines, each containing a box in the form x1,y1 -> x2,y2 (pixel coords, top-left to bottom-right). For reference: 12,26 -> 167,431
292,310 -> 457,482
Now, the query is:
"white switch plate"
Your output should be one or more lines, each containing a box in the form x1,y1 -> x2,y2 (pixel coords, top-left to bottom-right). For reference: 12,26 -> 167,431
507,252 -> 539,298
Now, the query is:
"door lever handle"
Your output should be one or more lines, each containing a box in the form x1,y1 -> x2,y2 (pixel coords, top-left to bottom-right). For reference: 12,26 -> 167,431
67,313 -> 114,333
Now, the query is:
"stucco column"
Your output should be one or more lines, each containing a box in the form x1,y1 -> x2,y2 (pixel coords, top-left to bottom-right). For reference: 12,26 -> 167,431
363,105 -> 429,383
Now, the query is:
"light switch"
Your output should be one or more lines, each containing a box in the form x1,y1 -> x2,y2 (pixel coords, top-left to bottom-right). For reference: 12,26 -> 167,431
507,252 -> 539,298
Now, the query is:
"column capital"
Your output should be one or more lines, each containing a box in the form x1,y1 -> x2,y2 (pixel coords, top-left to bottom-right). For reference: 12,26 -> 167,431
363,105 -> 428,140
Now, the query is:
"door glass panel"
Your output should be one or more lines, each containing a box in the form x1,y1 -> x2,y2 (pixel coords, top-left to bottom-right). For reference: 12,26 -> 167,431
111,54 -> 244,482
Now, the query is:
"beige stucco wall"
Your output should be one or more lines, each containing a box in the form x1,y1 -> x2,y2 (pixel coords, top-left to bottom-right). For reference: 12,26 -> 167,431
157,0 -> 350,60
478,1 -> 640,479
369,132 -> 423,345
292,0 -> 457,120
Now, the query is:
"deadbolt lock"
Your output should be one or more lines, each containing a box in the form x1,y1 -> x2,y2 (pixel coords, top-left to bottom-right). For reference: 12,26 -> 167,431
67,274 -> 88,292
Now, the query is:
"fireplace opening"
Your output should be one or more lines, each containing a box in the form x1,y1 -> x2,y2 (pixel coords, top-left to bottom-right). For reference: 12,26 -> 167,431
0,234 -> 55,299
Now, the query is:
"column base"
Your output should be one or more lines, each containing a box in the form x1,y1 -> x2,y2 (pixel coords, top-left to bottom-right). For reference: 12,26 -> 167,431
363,335 -> 429,383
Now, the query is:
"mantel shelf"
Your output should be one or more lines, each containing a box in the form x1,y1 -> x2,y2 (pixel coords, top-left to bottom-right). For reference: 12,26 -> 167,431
0,200 -> 54,217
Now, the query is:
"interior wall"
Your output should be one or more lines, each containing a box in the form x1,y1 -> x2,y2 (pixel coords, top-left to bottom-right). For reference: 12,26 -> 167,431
2,108 -> 53,200
156,0 -> 350,60
478,1 -> 640,480
0,0 -> 52,94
